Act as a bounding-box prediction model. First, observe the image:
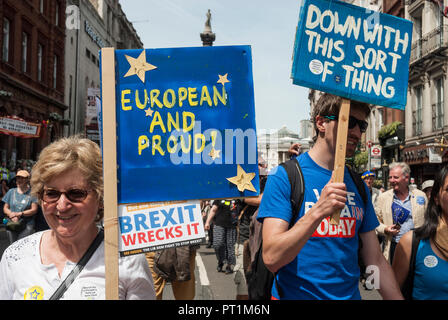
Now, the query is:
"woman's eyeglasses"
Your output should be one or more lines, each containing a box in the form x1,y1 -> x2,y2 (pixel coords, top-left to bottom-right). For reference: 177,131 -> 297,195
323,115 -> 368,133
41,188 -> 91,203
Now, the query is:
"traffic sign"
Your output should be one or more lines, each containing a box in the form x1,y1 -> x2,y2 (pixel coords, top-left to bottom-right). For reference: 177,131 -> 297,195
371,146 -> 381,157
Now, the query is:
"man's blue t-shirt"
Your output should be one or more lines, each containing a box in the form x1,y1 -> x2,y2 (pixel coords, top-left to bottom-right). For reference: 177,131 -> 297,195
257,152 -> 379,300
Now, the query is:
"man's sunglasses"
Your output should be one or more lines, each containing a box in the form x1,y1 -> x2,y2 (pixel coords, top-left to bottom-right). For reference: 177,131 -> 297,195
41,188 -> 91,203
323,115 -> 368,133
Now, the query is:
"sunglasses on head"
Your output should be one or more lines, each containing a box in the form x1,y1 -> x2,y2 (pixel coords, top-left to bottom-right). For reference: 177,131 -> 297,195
323,115 -> 368,133
41,188 -> 91,203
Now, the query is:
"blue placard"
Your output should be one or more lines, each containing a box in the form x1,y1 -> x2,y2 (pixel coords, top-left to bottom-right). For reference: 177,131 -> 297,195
105,46 -> 259,204
291,0 -> 412,110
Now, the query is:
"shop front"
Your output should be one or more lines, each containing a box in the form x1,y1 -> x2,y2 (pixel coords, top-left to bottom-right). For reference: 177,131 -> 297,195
0,84 -> 66,173
402,140 -> 448,188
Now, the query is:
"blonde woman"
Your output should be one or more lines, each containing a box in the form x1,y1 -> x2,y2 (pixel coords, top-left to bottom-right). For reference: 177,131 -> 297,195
0,136 -> 155,300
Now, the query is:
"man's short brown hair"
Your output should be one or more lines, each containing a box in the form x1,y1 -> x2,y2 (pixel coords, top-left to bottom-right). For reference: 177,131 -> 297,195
311,93 -> 371,142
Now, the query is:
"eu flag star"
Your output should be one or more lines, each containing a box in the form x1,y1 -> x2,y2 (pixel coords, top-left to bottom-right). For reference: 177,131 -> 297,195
226,165 -> 256,192
217,73 -> 230,86
145,108 -> 154,117
208,147 -> 221,160
124,50 -> 157,83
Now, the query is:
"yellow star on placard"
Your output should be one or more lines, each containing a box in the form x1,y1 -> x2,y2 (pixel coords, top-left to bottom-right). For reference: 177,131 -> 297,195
217,73 -> 230,86
124,50 -> 157,83
226,164 -> 257,193
209,147 -> 221,160
145,108 -> 154,117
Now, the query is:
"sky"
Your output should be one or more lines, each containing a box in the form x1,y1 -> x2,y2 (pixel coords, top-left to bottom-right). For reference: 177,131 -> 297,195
119,0 -> 310,134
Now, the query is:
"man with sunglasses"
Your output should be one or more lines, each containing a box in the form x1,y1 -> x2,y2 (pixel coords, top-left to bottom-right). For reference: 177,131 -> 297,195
257,93 -> 403,300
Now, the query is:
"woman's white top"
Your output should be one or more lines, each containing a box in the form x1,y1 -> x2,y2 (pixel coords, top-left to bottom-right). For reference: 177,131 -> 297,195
0,231 -> 155,300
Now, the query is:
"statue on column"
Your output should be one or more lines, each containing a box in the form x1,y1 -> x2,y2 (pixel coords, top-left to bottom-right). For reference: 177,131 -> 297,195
200,9 -> 215,46
205,9 -> 212,32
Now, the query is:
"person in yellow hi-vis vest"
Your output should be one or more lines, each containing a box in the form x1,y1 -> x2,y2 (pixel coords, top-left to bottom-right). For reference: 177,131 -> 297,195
0,161 -> 9,182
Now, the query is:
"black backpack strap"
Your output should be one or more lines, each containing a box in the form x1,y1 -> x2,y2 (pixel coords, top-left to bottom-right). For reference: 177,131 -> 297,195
49,228 -> 104,300
347,167 -> 367,205
347,167 -> 368,269
401,231 -> 420,300
275,159 -> 305,298
280,159 -> 305,227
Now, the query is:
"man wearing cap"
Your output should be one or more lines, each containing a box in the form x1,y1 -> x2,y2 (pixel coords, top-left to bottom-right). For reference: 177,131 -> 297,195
421,180 -> 434,200
361,171 -> 381,205
361,170 -> 385,260
374,162 -> 427,263
2,170 -> 39,244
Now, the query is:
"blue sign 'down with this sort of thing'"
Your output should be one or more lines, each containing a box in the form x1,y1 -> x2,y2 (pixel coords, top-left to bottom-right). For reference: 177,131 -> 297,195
291,0 -> 412,110
110,46 -> 259,204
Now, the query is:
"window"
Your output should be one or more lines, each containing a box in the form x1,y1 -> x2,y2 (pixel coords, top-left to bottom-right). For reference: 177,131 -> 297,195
413,12 -> 423,40
53,54 -> 58,89
410,11 -> 423,61
414,86 -> 423,136
438,9 -> 444,45
69,75 -> 73,107
37,44 -> 43,81
2,18 -> 10,62
378,107 -> 383,129
55,1 -> 59,26
22,32 -> 29,73
435,78 -> 444,130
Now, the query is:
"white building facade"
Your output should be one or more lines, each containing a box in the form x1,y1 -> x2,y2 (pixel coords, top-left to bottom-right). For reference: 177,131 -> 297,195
258,125 -> 311,171
403,0 -> 448,185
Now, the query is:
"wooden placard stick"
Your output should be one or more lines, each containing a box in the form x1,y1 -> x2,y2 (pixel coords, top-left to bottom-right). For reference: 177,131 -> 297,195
101,47 -> 119,300
329,98 -> 350,225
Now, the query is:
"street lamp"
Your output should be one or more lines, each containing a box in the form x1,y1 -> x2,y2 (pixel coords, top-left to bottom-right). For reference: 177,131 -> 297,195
266,143 -> 270,170
425,135 -> 448,164
427,136 -> 448,155
382,160 -> 389,189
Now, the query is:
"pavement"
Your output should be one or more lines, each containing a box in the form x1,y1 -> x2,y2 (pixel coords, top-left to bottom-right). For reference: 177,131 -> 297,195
163,244 -> 382,300
162,243 -> 234,300
359,280 -> 382,300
